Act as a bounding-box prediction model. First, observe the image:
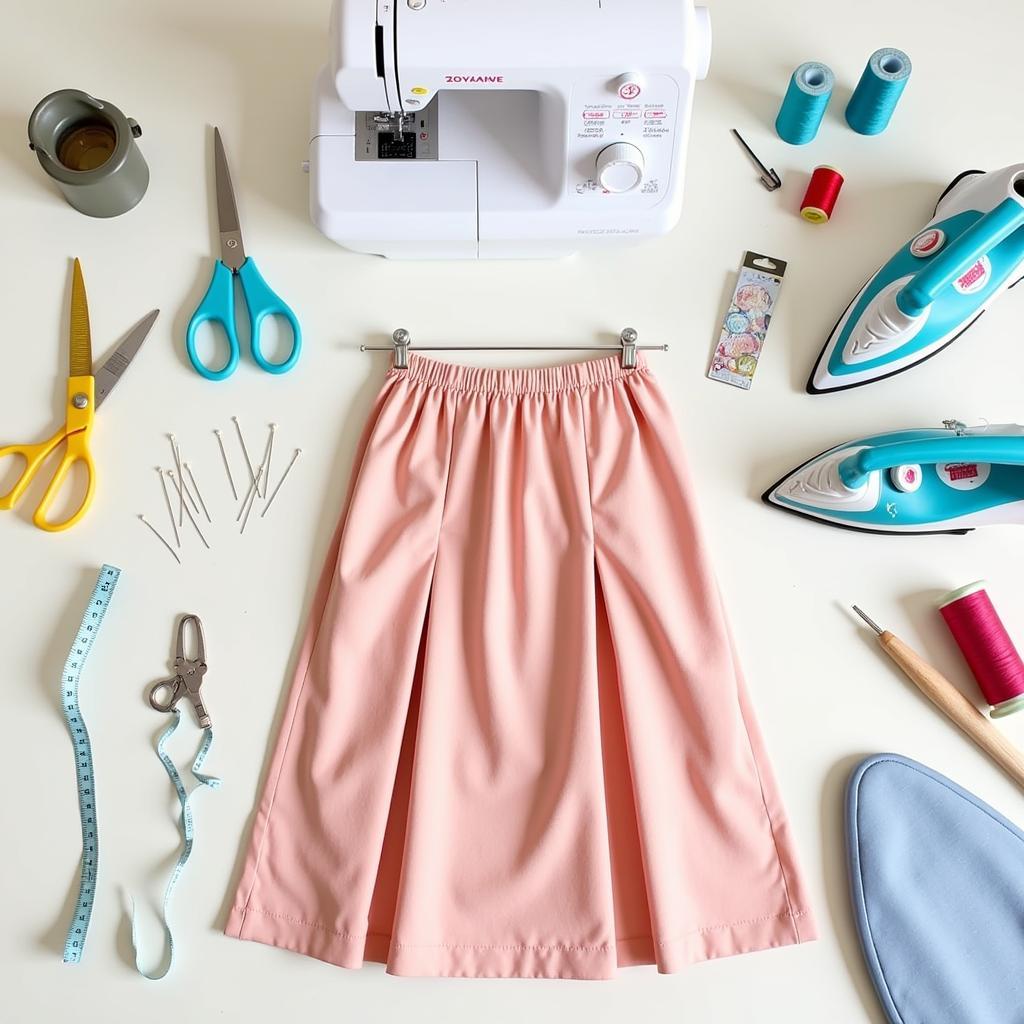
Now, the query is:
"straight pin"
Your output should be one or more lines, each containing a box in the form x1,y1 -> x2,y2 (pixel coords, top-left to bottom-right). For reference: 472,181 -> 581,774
167,471 -> 211,549
240,466 -> 264,534
139,515 -> 182,565
259,423 -> 278,499
232,415 -> 257,487
178,470 -> 202,518
214,428 -> 238,500
261,448 -> 301,518
156,467 -> 181,548
184,463 -> 212,523
169,433 -> 184,527
236,463 -> 263,523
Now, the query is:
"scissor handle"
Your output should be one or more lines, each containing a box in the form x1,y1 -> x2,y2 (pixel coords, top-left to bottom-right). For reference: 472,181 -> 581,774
186,260 -> 241,382
0,376 -> 96,532
237,258 -> 302,375
0,427 -> 67,510
33,426 -> 96,532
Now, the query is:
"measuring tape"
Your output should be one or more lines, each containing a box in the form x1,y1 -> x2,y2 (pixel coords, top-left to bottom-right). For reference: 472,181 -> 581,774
131,713 -> 220,980
61,564 -> 121,964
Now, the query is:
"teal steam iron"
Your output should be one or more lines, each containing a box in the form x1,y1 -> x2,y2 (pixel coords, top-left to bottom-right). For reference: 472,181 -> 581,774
763,420 -> 1024,534
809,164 -> 1024,393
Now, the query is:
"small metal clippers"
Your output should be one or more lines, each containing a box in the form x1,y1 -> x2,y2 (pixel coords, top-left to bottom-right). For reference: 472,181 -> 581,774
148,614 -> 212,729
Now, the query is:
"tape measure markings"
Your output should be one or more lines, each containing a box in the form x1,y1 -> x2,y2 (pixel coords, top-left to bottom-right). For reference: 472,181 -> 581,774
131,714 -> 220,980
61,564 -> 121,965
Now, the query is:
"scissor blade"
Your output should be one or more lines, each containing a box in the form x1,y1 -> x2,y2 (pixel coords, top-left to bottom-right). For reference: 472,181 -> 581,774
94,309 -> 159,408
213,127 -> 245,269
69,258 -> 93,377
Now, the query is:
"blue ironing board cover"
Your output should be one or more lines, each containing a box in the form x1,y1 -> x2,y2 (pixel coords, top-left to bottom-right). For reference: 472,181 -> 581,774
847,754 -> 1024,1024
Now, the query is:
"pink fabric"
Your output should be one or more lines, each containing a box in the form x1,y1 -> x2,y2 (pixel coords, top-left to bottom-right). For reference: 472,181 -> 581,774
226,354 -> 816,979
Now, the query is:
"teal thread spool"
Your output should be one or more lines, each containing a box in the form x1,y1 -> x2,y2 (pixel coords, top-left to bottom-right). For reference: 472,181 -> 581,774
775,61 -> 834,145
845,48 -> 912,135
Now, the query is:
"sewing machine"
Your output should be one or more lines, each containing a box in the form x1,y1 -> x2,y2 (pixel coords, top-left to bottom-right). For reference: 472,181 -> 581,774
309,0 -> 712,259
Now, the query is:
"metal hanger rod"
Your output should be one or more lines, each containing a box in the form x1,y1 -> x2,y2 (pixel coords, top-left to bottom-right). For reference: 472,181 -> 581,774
367,328 -> 659,369
360,344 -> 668,352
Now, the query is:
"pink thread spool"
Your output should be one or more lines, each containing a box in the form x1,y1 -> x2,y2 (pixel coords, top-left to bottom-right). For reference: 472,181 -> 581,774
938,581 -> 1024,718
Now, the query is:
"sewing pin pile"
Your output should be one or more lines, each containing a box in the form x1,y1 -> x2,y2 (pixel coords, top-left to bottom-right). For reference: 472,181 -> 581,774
138,416 -> 302,563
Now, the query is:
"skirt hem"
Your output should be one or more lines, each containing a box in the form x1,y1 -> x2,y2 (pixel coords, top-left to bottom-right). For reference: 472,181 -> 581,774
225,904 -> 816,980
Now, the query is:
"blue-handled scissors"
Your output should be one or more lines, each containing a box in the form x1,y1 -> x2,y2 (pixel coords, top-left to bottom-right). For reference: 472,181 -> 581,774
186,127 -> 301,381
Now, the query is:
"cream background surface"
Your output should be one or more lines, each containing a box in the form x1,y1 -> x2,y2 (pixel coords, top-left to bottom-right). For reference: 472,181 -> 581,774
2,1 -> 1022,1020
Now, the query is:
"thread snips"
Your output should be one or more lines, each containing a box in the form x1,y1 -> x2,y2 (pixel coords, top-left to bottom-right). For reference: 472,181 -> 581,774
148,614 -> 212,728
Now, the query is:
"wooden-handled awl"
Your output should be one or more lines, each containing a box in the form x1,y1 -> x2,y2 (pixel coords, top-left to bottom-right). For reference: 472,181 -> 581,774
853,605 -> 1024,792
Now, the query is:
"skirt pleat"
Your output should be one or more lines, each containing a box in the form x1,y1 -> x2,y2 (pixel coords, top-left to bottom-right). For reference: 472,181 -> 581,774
226,354 -> 815,979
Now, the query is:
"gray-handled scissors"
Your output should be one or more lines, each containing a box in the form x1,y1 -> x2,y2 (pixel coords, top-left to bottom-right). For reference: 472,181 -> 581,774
186,128 -> 301,382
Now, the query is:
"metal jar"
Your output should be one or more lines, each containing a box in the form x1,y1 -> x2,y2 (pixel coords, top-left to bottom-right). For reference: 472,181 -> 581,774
27,89 -> 149,218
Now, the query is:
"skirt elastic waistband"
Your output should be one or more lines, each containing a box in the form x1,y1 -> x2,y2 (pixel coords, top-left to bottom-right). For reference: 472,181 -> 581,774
393,352 -> 649,396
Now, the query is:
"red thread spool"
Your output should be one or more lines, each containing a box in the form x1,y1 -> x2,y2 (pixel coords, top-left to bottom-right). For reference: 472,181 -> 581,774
938,581 -> 1024,718
800,165 -> 845,223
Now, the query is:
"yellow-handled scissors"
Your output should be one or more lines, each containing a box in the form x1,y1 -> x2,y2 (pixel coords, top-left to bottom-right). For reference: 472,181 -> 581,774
0,259 -> 158,532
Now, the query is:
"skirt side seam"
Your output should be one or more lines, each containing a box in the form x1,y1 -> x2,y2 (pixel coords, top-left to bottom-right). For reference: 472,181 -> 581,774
728,649 -> 802,942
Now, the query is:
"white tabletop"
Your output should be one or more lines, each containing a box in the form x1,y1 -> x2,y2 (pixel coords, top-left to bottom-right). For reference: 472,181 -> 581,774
4,0 -> 1024,1020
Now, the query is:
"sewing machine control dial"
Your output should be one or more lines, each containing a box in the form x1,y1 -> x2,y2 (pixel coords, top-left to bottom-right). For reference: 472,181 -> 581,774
595,143 -> 645,194
613,73 -> 645,100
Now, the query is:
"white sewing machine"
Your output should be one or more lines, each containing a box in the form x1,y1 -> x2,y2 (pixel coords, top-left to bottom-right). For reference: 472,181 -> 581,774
309,0 -> 711,259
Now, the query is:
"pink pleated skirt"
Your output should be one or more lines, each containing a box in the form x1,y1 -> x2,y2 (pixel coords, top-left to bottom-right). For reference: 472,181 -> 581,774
226,354 -> 815,979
